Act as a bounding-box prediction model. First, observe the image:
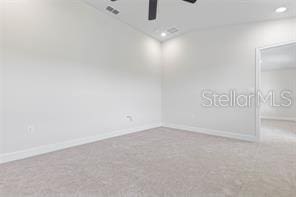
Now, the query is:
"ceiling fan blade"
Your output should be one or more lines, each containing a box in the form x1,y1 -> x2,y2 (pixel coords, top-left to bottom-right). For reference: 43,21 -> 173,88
148,0 -> 158,20
182,0 -> 197,3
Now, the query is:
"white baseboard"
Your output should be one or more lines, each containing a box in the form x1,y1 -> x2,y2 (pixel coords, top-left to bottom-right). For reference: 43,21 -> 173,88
163,123 -> 257,142
0,123 -> 161,164
261,116 -> 296,122
0,122 -> 256,164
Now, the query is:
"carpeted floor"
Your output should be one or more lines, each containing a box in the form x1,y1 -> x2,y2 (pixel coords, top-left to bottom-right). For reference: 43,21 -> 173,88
1,120 -> 296,197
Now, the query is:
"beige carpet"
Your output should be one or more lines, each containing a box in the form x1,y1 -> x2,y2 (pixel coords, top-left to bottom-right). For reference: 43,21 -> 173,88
1,121 -> 296,197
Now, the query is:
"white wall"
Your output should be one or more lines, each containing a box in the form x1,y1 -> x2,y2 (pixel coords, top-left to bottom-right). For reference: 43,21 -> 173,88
1,0 -> 162,154
162,18 -> 296,137
261,69 -> 296,120
1,0 -> 296,158
0,0 -> 4,154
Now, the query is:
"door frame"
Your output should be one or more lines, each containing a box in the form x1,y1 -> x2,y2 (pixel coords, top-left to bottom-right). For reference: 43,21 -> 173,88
255,40 -> 296,142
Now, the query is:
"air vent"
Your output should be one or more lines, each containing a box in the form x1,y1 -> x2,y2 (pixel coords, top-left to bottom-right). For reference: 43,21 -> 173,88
106,6 -> 114,12
167,27 -> 178,34
112,9 -> 120,15
106,6 -> 120,15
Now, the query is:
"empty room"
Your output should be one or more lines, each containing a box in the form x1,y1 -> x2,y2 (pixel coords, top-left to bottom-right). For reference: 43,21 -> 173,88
0,0 -> 296,196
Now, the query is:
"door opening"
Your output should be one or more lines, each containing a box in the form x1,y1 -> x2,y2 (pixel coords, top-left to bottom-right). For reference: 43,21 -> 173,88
256,41 -> 296,142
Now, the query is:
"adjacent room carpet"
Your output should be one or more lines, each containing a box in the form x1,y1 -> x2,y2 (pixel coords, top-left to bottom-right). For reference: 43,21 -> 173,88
1,121 -> 296,197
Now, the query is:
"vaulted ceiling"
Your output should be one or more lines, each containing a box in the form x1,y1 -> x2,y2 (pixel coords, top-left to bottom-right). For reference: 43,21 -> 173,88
84,0 -> 296,41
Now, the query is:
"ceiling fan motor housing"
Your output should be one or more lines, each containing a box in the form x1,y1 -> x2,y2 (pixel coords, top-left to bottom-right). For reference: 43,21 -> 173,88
148,0 -> 197,20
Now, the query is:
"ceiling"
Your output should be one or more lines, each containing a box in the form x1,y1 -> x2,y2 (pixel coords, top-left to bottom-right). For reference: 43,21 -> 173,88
261,43 -> 296,71
83,0 -> 296,41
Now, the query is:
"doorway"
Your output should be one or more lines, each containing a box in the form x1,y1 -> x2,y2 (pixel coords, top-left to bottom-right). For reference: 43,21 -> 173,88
256,41 -> 296,142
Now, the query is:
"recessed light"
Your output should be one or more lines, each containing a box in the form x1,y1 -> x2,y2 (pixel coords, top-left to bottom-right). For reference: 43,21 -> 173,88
275,7 -> 287,13
161,32 -> 167,37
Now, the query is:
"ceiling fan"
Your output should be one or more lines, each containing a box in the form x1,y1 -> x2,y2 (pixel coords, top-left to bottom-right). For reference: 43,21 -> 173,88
149,0 -> 197,20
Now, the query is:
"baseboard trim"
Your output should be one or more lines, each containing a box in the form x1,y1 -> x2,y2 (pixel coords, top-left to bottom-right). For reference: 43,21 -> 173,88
261,116 -> 296,122
163,123 -> 257,142
0,123 -> 161,164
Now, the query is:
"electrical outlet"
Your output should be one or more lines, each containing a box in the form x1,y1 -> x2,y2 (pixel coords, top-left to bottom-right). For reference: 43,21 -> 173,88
126,116 -> 133,122
27,125 -> 35,133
